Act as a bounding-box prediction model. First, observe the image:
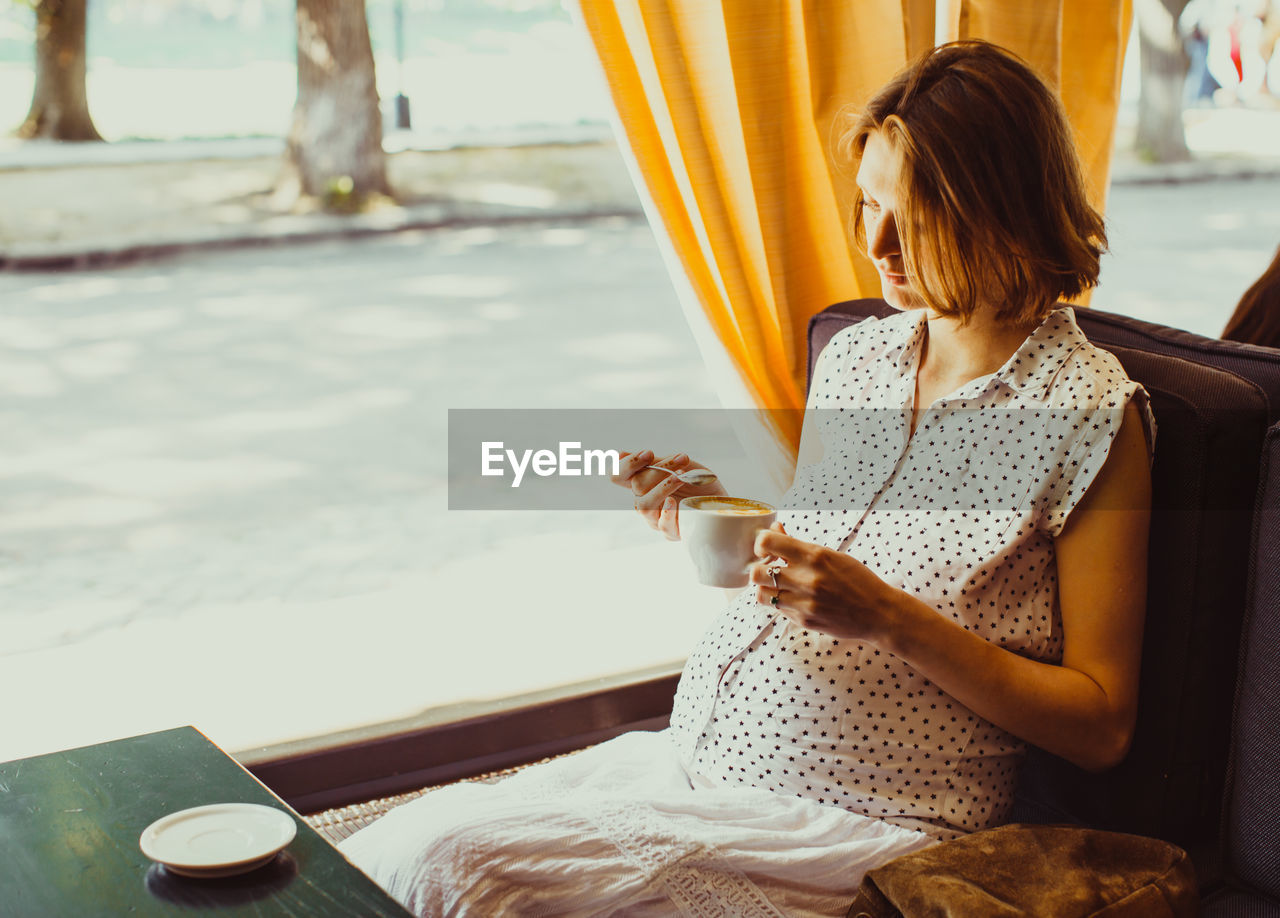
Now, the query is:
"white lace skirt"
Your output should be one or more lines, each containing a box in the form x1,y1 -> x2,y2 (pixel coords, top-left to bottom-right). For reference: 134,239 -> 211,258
338,729 -> 935,917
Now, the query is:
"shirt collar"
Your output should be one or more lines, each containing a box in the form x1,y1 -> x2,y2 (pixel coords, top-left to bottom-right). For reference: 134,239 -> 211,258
885,308 -> 929,371
886,305 -> 1086,402
993,307 -> 1087,400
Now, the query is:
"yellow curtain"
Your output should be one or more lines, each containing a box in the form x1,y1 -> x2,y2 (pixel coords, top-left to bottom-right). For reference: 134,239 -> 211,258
955,0 -> 1134,216
579,1 -> 1132,459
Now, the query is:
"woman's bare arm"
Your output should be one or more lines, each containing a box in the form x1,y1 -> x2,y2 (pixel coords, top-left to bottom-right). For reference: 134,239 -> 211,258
753,403 -> 1151,771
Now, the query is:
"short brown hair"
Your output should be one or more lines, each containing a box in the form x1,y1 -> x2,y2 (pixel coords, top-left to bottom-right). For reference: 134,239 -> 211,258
1221,244 -> 1280,348
840,40 -> 1106,324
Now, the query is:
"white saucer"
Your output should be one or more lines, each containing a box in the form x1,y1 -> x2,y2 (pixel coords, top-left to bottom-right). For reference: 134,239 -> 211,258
140,803 -> 296,878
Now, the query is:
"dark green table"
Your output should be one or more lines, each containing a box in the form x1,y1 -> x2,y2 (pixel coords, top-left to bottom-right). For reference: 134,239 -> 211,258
0,726 -> 412,917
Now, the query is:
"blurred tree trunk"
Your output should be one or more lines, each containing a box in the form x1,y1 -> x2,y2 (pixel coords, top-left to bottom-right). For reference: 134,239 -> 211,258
283,0 -> 389,204
17,0 -> 103,141
1134,0 -> 1191,162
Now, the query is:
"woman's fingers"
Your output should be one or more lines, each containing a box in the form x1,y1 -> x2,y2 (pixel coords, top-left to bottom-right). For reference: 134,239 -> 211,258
657,494 -> 680,540
611,449 -> 654,487
613,449 -> 696,496
634,470 -> 685,527
754,526 -> 804,562
756,581 -> 805,622
630,453 -> 689,494
617,448 -> 720,538
748,559 -> 781,586
747,525 -> 788,583
751,526 -> 815,620
750,555 -> 793,610
618,448 -> 728,548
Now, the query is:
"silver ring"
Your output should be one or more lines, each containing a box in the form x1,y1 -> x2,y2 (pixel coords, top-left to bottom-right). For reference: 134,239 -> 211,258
768,566 -> 781,589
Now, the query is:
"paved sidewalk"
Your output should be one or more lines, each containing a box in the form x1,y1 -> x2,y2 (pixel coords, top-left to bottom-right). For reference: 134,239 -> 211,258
0,220 -> 722,762
0,133 -> 642,269
2,106 -> 1279,270
1110,106 -> 1280,184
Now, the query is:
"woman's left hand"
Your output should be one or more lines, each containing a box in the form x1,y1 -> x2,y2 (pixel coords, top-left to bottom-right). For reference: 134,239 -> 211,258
749,522 -> 899,644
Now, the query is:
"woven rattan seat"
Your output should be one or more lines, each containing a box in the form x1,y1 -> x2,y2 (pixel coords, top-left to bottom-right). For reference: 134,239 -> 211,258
303,751 -> 583,846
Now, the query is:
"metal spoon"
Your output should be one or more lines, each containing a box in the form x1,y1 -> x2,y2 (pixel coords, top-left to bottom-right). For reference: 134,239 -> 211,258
643,465 -> 719,486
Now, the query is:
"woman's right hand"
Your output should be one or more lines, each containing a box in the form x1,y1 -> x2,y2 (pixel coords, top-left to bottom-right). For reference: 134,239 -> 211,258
613,449 -> 726,540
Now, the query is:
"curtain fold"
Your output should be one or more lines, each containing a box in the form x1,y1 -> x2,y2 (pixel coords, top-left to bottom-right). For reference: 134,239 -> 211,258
579,1 -> 1132,459
1060,0 -> 1134,213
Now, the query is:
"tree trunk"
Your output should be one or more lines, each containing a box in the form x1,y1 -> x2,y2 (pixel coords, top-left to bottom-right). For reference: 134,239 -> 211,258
17,0 -> 103,142
1134,0 -> 1191,162
284,0 -> 389,204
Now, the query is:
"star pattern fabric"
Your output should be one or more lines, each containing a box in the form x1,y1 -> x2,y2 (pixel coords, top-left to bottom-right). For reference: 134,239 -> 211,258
670,307 -> 1154,841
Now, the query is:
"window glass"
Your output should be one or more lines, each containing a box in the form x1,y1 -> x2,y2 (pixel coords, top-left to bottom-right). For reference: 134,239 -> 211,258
1,1 -> 1276,763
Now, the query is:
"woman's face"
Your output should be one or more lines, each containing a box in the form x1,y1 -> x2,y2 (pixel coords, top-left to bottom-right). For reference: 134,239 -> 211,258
856,131 -> 920,312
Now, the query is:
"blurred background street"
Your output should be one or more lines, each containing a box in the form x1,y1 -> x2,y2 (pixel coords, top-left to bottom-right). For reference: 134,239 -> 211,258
2,0 -> 1279,762
0,0 -> 613,142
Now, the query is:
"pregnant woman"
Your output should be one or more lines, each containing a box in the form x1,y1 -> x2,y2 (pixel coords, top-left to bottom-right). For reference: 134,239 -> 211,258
341,40 -> 1153,917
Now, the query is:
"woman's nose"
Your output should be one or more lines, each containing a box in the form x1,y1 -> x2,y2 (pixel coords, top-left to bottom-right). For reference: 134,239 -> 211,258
867,212 -> 900,260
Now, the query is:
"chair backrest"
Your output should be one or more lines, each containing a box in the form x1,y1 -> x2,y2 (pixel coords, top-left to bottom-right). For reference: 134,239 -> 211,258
1220,426 -> 1280,898
807,299 -> 1280,884
1068,309 -> 1280,426
810,303 -> 1280,424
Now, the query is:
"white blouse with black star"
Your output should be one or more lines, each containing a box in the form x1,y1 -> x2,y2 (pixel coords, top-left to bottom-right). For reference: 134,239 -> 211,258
668,307 -> 1154,841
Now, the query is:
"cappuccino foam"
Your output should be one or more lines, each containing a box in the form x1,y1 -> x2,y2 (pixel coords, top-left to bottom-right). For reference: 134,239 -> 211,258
686,496 -> 773,516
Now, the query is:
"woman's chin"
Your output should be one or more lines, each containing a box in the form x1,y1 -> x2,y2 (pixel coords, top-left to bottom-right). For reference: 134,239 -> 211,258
879,281 -> 918,311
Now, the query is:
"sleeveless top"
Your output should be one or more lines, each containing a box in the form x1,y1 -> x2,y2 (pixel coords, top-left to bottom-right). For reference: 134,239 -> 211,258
668,307 -> 1154,840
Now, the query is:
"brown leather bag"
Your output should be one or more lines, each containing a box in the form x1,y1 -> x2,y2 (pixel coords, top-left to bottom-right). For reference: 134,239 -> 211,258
846,823 -> 1198,918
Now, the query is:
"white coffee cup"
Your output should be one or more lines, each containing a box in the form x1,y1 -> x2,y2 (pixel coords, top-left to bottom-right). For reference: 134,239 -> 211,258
679,495 -> 777,588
